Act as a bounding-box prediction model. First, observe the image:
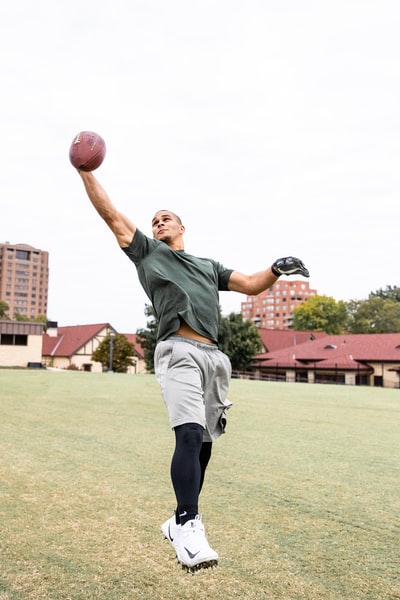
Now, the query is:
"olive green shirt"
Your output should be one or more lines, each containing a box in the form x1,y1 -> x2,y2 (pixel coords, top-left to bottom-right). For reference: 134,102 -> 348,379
122,229 -> 233,343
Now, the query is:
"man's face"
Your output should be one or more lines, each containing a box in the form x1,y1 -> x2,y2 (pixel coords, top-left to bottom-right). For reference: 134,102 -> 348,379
151,211 -> 184,245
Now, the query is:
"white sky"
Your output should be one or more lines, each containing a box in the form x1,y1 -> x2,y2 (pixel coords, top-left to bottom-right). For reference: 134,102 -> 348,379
1,1 -> 399,333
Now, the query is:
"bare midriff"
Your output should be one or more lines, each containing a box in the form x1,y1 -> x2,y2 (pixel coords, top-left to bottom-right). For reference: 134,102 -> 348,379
174,321 -> 214,344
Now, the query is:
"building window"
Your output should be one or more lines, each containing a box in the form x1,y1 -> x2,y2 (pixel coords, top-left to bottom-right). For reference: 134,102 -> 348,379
16,250 -> 30,260
0,334 -> 28,346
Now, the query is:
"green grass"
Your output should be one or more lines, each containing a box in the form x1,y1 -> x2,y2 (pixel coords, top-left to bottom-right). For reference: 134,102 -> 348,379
1,370 -> 399,599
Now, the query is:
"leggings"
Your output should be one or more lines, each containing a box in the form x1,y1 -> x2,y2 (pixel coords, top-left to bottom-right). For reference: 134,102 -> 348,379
170,423 -> 212,523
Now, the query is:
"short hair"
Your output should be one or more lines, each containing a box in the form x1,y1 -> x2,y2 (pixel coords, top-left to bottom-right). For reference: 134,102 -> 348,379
152,210 -> 182,225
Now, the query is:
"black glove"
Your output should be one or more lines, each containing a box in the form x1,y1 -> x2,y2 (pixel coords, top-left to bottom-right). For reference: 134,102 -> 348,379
271,256 -> 310,278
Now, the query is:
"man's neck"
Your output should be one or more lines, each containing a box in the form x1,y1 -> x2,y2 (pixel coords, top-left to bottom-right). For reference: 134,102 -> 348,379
165,240 -> 185,251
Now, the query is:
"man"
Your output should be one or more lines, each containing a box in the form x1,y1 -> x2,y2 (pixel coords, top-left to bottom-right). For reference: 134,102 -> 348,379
77,170 -> 309,572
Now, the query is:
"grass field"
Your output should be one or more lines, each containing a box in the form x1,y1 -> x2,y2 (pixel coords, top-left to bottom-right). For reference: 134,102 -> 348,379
1,370 -> 399,600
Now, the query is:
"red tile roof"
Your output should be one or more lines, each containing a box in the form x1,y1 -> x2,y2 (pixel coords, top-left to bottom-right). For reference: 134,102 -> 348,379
42,323 -> 111,357
42,324 -> 145,359
121,333 -> 145,359
258,328 -> 326,352
254,333 -> 400,371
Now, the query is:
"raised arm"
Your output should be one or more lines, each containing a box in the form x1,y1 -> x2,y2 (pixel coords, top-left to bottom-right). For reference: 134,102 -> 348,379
228,257 -> 310,295
79,171 -> 136,248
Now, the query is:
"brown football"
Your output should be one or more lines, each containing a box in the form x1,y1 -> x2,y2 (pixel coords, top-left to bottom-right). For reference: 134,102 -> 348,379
69,131 -> 106,172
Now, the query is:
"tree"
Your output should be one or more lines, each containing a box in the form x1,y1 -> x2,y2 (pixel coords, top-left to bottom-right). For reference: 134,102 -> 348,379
218,312 -> 262,371
293,295 -> 347,334
135,305 -> 159,372
345,297 -> 400,333
14,313 -> 48,324
0,300 -> 9,319
91,333 -> 135,373
14,313 -> 30,321
369,285 -> 400,302
34,315 -> 48,329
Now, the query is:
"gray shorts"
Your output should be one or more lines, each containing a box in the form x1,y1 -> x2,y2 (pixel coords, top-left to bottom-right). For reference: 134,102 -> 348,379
154,335 -> 232,442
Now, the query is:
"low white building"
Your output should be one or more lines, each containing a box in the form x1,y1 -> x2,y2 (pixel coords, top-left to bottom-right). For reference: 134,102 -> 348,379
0,320 -> 44,367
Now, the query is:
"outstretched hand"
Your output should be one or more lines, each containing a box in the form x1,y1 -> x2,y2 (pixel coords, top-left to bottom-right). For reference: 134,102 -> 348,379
271,257 -> 310,278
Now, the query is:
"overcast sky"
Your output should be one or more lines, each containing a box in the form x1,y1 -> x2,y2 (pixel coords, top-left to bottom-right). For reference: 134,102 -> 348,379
1,1 -> 399,333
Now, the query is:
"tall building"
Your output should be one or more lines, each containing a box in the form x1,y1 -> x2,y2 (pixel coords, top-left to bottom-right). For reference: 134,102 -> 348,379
241,279 -> 317,330
0,242 -> 49,320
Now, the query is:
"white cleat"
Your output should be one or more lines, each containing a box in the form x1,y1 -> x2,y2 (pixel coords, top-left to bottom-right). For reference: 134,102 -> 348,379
161,513 -> 181,557
176,515 -> 218,573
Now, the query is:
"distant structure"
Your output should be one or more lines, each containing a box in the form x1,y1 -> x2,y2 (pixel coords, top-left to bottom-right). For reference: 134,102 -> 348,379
0,242 -> 49,320
241,280 -> 317,329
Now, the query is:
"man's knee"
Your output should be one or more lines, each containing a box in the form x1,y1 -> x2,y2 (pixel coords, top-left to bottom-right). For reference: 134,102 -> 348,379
174,422 -> 204,449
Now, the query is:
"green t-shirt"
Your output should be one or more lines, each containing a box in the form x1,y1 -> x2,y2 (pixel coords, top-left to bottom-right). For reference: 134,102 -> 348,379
122,229 -> 233,343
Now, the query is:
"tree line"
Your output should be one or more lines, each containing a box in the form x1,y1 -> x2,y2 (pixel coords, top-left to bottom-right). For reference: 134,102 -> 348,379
293,285 -> 400,334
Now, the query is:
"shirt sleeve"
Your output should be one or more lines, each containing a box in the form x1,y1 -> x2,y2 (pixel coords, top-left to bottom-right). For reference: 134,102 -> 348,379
213,260 -> 234,291
121,229 -> 158,266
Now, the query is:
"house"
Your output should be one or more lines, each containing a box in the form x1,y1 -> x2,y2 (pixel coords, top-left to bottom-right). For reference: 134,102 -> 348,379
42,323 -> 145,373
0,319 -> 44,367
252,332 -> 400,389
258,328 -> 327,353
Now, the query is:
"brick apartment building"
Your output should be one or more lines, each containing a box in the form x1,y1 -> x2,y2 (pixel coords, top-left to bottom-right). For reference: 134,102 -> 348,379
0,242 -> 49,320
241,280 -> 317,329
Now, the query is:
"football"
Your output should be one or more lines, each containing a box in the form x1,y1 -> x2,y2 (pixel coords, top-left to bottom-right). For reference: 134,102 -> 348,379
69,131 -> 106,171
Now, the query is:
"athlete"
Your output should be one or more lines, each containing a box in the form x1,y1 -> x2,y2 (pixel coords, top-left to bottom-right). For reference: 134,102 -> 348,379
77,170 -> 310,571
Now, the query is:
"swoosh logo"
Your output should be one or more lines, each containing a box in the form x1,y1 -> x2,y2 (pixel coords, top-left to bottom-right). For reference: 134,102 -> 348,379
184,547 -> 200,560
168,524 -> 174,542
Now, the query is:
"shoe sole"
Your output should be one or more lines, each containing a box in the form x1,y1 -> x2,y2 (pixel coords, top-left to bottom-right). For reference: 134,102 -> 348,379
163,537 -> 219,573
180,559 -> 218,574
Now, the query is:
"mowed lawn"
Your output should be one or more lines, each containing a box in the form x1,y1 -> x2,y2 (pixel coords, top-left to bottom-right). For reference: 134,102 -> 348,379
0,370 -> 399,600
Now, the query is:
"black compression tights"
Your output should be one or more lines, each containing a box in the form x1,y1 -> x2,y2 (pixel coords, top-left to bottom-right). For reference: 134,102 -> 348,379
171,423 -> 212,524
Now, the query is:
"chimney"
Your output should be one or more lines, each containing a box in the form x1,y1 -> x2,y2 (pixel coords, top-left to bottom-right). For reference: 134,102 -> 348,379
46,321 -> 58,337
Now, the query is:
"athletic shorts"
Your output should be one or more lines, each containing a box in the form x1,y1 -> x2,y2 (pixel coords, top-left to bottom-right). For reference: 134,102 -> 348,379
154,335 -> 232,442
